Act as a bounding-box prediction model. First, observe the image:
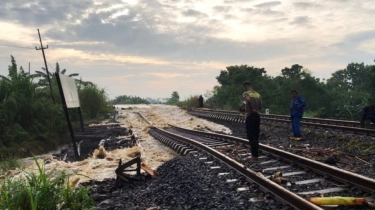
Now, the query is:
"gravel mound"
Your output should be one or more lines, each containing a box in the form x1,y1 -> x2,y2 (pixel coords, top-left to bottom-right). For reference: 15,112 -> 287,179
85,154 -> 286,210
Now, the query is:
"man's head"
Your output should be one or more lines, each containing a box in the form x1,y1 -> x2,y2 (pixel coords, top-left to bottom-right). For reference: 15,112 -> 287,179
291,90 -> 298,99
243,82 -> 252,91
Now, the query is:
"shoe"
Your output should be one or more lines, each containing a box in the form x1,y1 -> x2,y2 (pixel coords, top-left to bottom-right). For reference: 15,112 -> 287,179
365,120 -> 371,129
289,136 -> 296,140
360,121 -> 365,128
245,156 -> 259,161
293,137 -> 303,141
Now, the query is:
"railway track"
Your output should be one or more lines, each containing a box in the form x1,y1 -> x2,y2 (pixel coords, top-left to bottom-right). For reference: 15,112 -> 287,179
137,112 -> 375,209
189,109 -> 375,136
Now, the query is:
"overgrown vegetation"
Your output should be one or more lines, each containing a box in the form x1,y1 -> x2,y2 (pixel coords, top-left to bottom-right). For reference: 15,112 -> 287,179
0,56 -> 110,160
0,157 -> 23,174
178,61 -> 375,120
110,95 -> 149,105
177,95 -> 199,108
0,157 -> 95,210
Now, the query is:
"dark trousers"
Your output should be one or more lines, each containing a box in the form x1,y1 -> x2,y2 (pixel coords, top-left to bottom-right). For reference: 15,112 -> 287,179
291,116 -> 302,137
245,112 -> 260,157
361,113 -> 375,124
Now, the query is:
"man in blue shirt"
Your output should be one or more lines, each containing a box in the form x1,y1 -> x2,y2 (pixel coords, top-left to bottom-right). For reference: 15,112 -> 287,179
290,90 -> 306,140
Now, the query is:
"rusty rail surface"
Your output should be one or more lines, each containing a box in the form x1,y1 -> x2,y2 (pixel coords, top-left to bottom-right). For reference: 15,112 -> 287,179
189,109 -> 375,136
169,124 -> 375,194
150,127 -> 322,210
197,108 -> 375,129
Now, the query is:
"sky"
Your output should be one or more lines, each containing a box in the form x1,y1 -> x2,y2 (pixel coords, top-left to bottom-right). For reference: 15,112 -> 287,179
0,0 -> 374,100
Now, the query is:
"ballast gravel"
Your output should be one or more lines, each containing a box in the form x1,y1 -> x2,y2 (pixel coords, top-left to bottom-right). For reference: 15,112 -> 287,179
85,154 -> 288,210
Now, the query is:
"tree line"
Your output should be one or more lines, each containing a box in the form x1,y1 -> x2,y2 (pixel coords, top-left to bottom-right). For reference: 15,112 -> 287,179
110,95 -> 149,105
0,56 -> 110,159
201,61 -> 375,120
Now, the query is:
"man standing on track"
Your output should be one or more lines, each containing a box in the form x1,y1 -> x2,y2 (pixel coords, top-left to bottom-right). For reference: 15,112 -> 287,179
290,90 -> 306,140
198,95 -> 204,108
360,104 -> 375,128
242,82 -> 262,161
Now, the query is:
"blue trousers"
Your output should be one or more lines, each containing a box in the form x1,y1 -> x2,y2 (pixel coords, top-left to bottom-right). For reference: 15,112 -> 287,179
291,116 -> 302,137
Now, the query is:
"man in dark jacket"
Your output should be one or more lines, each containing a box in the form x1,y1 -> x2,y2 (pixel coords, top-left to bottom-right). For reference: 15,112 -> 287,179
242,82 -> 262,161
290,90 -> 306,140
198,95 -> 204,108
360,105 -> 375,128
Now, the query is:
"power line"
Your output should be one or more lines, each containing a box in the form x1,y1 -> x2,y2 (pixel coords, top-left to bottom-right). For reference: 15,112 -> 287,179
37,49 -> 55,72
48,62 -> 55,72
0,49 -> 10,61
0,43 -> 35,49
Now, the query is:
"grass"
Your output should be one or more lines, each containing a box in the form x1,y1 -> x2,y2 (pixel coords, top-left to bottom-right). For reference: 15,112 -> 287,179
0,157 -> 23,174
177,95 -> 200,109
0,156 -> 96,210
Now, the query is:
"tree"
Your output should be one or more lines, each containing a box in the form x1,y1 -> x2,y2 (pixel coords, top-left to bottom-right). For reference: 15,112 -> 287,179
281,64 -> 303,79
167,91 -> 180,105
368,60 -> 375,104
171,91 -> 179,101
34,62 -> 79,87
213,65 -> 270,110
110,95 -> 149,105
325,62 -> 373,119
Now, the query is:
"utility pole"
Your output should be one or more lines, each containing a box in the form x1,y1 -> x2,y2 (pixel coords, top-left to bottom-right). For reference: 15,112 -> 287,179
35,29 -> 55,103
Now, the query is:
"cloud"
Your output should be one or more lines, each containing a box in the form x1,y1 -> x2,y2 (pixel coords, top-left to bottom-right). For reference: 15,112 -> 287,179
345,30 -> 375,43
240,7 -> 253,13
290,16 -> 310,25
268,17 -> 288,23
182,9 -> 207,17
146,72 -> 190,78
254,1 -> 281,8
1,0 -> 375,99
0,0 -> 93,26
224,0 -> 256,3
293,2 -> 321,9
213,6 -> 232,13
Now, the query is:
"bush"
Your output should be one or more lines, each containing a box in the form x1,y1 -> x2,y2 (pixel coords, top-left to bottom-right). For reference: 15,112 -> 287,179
79,84 -> 110,119
177,95 -> 199,109
0,157 -> 95,210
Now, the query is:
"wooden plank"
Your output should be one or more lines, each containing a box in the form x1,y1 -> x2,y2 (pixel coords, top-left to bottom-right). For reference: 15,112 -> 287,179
141,163 -> 156,178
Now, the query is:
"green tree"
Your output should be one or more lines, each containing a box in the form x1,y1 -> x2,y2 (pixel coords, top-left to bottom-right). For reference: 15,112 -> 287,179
34,62 -> 79,87
281,64 -> 303,79
171,91 -> 179,101
0,56 -> 67,158
213,65 -> 271,110
326,62 -> 373,119
0,56 -> 110,159
368,60 -> 375,104
167,91 -> 180,105
110,95 -> 149,104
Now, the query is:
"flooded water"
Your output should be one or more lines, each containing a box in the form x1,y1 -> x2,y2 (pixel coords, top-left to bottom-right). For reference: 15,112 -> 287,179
3,104 -> 231,185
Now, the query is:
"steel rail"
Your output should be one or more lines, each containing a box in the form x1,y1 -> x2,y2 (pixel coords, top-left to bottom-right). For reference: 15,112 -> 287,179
151,126 -> 322,210
197,108 -> 374,129
136,112 -> 152,125
169,124 -> 375,194
189,110 -> 375,136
